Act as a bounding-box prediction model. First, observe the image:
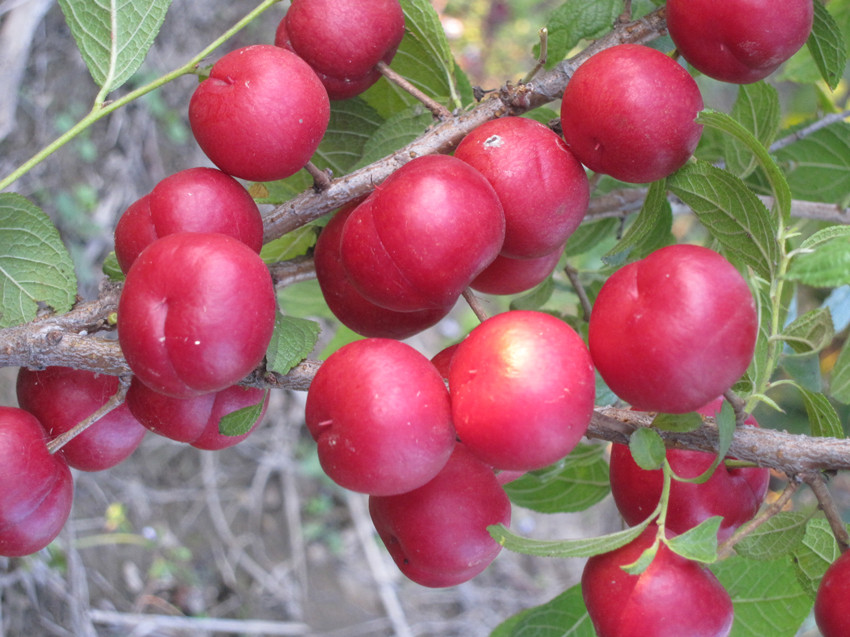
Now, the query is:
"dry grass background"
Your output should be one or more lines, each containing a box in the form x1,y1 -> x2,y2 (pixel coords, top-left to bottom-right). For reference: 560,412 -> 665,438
0,1 -> 624,635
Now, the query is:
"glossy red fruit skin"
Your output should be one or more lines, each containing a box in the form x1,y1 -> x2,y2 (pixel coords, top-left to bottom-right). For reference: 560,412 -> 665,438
471,245 -> 564,296
0,407 -> 73,557
667,0 -> 813,84
305,338 -> 456,496
114,167 -> 263,274
16,367 -> 146,472
815,550 -> 850,637
609,400 -> 769,542
582,526 -> 734,637
314,202 -> 451,338
560,44 -> 703,184
588,244 -> 757,414
340,155 -> 505,312
369,444 -> 511,588
118,232 -> 276,399
454,117 -> 589,258
276,0 -> 405,100
188,45 -> 329,182
449,310 -> 595,471
125,379 -> 268,450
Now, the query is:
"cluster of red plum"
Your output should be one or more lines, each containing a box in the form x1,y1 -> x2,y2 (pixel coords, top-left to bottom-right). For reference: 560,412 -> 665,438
3,1 -> 844,636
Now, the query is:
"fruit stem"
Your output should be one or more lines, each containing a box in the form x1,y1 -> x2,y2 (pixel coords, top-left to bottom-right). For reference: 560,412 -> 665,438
0,0 -> 283,192
462,288 -> 490,323
304,161 -> 333,191
803,471 -> 850,553
376,61 -> 453,120
564,263 -> 592,322
46,377 -> 131,454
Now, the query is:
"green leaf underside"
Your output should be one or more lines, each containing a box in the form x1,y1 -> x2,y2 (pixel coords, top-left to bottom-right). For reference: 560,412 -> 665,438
352,105 -> 435,170
313,98 -> 386,176
628,427 -> 666,471
775,122 -> 850,206
218,391 -> 266,437
490,584 -> 594,637
668,160 -> 779,280
504,444 -> 610,514
260,225 -> 320,265
604,178 -> 672,264
665,517 -> 720,563
265,314 -> 321,376
734,512 -> 810,561
544,0 -> 623,68
792,518 -> 849,599
807,0 -> 848,91
787,235 -> 850,288
829,338 -> 850,404
58,0 -> 171,93
724,82 -> 780,180
0,194 -> 77,328
781,307 -> 835,355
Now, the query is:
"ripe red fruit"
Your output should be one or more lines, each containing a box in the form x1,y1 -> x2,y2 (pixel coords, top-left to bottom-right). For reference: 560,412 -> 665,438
470,245 -> 564,296
125,379 -> 268,450
369,444 -> 511,588
339,155 -> 505,312
588,244 -> 757,414
560,44 -> 703,183
667,0 -> 813,84
449,310 -> 595,471
275,0 -> 405,100
16,367 -> 146,472
454,116 -> 589,258
114,167 -> 263,274
314,202 -> 451,338
305,338 -> 455,496
815,550 -> 850,637
188,44 -> 330,182
0,407 -> 74,557
118,232 -> 276,399
609,400 -> 770,542
582,526 -> 734,637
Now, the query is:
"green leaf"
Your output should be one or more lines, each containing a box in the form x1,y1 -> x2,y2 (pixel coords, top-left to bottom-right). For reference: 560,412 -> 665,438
0,194 -> 77,328
780,307 -> 835,354
510,276 -> 556,312
711,555 -> 812,637
544,0 -> 623,68
629,427 -> 666,470
352,105 -> 434,170
829,339 -> 850,404
734,512 -> 810,561
666,517 -> 721,564
780,352 -> 823,393
218,390 -> 267,437
490,584 -> 595,637
807,0 -> 848,90
503,444 -> 610,514
787,232 -> 850,288
265,314 -> 321,376
489,517 -> 652,559
58,0 -> 171,93
792,517 -> 848,599
314,98 -> 386,176
260,225 -> 320,264
696,109 -> 793,221
774,122 -> 850,206
724,83 -> 780,179
101,251 -> 125,282
603,179 -> 672,264
563,218 -> 618,257
651,411 -> 703,433
801,388 -> 844,438
667,161 -> 779,280
676,401 -> 737,485
621,541 -> 659,576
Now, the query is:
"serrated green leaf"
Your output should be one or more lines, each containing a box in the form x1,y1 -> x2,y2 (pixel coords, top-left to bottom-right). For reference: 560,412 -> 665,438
787,234 -> 850,287
218,390 -> 267,437
800,387 -> 844,438
314,98 -> 386,176
792,517 -> 848,599
260,225 -> 320,265
667,161 -> 779,280
0,194 -> 77,328
563,218 -> 618,257
697,109 -> 792,221
651,411 -> 703,433
734,512 -> 810,561
801,225 -> 850,251
807,0 -> 848,90
503,444 -> 610,514
629,427 -> 666,470
58,0 -> 171,93
266,314 -> 321,375
545,0 -> 622,68
603,179 -> 672,264
781,307 -> 835,354
724,83 -> 780,179
491,584 -> 595,637
829,339 -> 850,404
352,105 -> 434,170
510,276 -> 556,312
774,122 -> 850,206
666,517 -> 721,564
711,555 -> 812,637
489,517 -> 652,559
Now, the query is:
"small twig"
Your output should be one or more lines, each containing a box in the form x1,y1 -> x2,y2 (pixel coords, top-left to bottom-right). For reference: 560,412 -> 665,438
803,471 -> 850,552
47,377 -> 131,454
522,27 -> 548,84
618,0 -> 633,23
723,389 -> 749,427
303,161 -> 332,192
376,61 -> 453,120
268,255 -> 317,288
716,477 -> 800,560
564,263 -> 592,321
462,288 -> 490,322
770,109 -> 850,153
